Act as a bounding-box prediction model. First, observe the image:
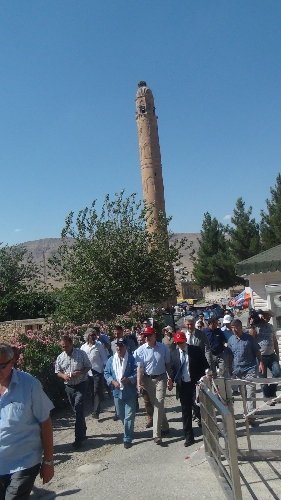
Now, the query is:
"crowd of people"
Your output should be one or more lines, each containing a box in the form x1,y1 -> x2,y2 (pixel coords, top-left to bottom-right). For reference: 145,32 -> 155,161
0,308 -> 280,498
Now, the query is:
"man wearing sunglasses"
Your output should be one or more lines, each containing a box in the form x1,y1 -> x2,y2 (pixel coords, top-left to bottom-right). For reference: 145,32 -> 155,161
0,343 -> 54,498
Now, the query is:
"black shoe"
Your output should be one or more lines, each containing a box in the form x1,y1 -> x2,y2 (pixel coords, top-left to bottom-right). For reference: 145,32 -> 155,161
154,437 -> 162,445
113,415 -> 119,421
146,420 -> 153,429
184,439 -> 195,447
161,429 -> 170,437
248,418 -> 259,427
72,440 -> 82,450
124,442 -> 132,449
92,413 -> 100,420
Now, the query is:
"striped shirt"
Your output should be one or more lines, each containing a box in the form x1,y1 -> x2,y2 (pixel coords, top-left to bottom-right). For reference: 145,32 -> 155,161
55,348 -> 91,385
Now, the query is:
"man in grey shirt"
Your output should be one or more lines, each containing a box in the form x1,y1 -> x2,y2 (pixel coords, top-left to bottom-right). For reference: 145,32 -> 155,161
55,334 -> 91,449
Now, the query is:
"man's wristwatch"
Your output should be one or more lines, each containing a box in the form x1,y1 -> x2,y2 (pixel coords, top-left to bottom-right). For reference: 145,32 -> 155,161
42,460 -> 54,466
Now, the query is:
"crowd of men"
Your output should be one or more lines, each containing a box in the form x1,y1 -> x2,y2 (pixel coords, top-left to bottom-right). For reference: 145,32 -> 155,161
0,307 -> 280,498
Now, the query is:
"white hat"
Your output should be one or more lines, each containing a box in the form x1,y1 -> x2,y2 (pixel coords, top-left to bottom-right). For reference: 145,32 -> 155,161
164,326 -> 173,333
223,314 -> 232,324
195,320 -> 203,328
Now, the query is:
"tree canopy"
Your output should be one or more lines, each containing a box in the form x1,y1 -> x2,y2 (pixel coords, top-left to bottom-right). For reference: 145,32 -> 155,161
0,244 -> 56,321
228,197 -> 261,262
260,173 -> 281,250
0,244 -> 40,295
193,212 -> 236,289
51,192 -> 183,323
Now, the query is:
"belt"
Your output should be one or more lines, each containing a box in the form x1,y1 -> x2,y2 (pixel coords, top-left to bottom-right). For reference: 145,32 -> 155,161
144,373 -> 165,379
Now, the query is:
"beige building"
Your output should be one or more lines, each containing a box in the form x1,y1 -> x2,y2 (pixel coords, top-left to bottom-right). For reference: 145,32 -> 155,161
236,244 -> 281,332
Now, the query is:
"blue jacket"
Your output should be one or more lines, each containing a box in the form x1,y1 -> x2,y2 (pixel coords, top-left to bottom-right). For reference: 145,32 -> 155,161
203,327 -> 225,355
104,353 -> 137,400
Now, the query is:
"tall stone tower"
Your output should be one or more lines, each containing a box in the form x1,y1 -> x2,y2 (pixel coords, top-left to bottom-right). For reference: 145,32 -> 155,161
135,81 -> 166,231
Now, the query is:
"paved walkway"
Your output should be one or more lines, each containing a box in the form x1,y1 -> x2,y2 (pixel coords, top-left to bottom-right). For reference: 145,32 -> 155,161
31,391 -> 223,499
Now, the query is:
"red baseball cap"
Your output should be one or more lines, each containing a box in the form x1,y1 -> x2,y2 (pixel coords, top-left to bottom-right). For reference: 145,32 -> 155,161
173,331 -> 187,344
143,326 -> 156,336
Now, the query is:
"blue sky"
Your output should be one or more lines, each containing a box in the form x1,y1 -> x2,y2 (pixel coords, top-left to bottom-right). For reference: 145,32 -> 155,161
1,0 -> 280,245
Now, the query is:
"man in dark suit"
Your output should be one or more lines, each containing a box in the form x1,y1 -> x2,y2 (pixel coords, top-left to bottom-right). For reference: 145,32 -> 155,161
170,331 -> 209,446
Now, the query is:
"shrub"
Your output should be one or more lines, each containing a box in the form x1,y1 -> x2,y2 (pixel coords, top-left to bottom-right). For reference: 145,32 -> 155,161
10,328 -> 65,408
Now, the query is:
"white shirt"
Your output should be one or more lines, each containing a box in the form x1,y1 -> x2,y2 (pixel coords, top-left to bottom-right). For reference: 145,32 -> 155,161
80,341 -> 108,375
185,330 -> 196,345
179,348 -> 191,382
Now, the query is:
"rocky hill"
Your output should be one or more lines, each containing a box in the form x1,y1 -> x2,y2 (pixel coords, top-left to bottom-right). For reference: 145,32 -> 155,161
20,234 -> 200,285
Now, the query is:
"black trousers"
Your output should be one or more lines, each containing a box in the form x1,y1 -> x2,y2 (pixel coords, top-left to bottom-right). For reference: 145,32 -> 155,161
178,381 -> 199,441
65,381 -> 87,442
88,371 -> 104,416
0,463 -> 40,500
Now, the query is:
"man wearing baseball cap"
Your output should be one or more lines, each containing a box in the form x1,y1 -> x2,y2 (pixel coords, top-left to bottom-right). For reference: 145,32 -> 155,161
162,326 -> 174,348
221,315 -> 233,342
170,331 -> 209,446
135,326 -> 172,445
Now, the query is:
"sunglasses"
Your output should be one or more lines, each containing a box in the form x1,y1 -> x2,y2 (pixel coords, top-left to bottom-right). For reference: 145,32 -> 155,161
0,359 -> 13,370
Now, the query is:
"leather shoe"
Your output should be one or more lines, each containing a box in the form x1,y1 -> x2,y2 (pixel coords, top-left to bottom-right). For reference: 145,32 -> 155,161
154,437 -> 162,445
72,440 -> 82,450
161,429 -> 170,437
124,442 -> 132,449
184,439 -> 195,447
146,420 -> 153,429
248,418 -> 259,427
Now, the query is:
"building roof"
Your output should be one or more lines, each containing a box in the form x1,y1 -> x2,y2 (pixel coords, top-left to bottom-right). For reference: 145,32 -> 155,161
236,244 -> 281,276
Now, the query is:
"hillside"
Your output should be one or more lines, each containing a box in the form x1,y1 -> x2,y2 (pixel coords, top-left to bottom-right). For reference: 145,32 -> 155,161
20,234 -> 200,285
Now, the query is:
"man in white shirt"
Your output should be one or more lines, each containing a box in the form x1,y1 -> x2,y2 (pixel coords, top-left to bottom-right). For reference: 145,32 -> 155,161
184,317 -> 212,368
170,331 -> 209,446
81,328 -> 108,420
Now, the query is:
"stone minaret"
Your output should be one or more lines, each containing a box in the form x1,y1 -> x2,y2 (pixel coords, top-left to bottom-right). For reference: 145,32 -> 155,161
135,81 -> 166,231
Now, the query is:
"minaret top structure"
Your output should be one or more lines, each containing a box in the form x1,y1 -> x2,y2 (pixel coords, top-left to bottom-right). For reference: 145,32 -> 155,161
135,81 -> 166,230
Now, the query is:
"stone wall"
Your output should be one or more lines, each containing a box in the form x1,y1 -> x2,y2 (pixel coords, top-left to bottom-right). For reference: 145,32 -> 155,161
0,318 -> 46,341
203,287 -> 243,304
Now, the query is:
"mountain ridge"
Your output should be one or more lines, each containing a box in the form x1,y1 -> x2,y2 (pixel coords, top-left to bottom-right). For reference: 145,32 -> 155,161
20,234 -> 200,282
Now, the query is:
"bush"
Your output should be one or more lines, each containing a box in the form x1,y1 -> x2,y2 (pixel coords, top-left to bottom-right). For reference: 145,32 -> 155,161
11,328 -> 66,408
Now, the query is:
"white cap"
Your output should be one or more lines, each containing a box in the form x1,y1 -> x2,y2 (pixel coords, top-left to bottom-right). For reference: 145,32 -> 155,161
195,320 -> 202,328
164,326 -> 173,333
223,314 -> 232,324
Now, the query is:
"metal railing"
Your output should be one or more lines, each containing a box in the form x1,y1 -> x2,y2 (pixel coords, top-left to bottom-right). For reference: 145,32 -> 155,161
216,376 -> 281,459
199,377 -> 243,500
199,374 -> 281,499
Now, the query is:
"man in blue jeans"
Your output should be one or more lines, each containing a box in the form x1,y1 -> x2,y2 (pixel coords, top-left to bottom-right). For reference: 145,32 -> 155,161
104,338 -> 137,449
228,319 -> 265,426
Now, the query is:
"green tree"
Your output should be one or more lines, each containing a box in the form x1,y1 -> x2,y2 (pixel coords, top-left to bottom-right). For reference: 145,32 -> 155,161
193,212 -> 236,289
0,244 -> 55,321
228,197 -> 261,262
260,174 -> 281,250
51,192 -> 183,323
0,244 -> 41,295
